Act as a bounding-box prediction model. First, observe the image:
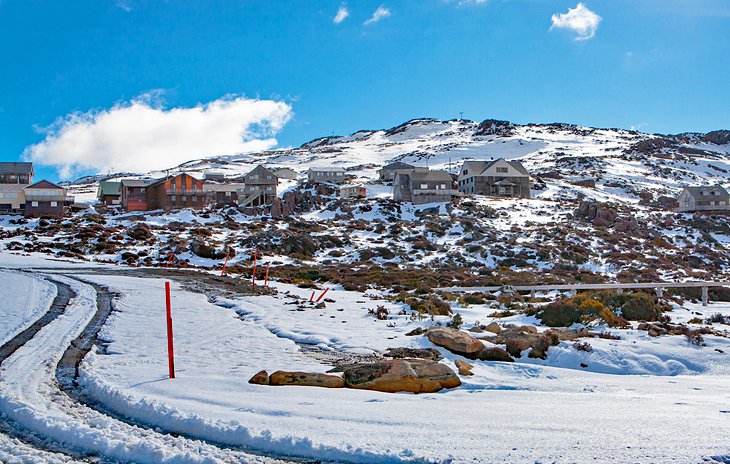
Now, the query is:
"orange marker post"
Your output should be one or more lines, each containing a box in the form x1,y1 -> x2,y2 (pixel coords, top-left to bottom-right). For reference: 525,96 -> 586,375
221,251 -> 230,277
316,288 -> 330,303
165,253 -> 174,268
251,250 -> 257,290
264,265 -> 270,286
165,282 -> 175,379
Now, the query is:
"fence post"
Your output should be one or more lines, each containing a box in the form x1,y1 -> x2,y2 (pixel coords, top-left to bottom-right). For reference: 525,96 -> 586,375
165,282 -> 175,379
265,265 -> 270,287
702,286 -> 709,307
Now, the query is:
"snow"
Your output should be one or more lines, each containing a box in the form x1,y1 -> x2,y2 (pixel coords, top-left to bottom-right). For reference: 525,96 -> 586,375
0,267 -> 286,463
77,271 -> 730,463
0,270 -> 56,345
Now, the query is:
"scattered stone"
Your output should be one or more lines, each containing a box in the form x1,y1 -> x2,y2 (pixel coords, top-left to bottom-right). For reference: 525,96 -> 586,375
343,359 -> 461,393
454,359 -> 474,376
467,326 -> 484,333
405,327 -> 426,336
580,363 -> 588,368
475,347 -> 515,362
248,370 -> 269,385
485,322 -> 501,334
384,347 -> 441,360
520,325 -> 538,334
427,327 -> 484,357
269,371 -> 345,388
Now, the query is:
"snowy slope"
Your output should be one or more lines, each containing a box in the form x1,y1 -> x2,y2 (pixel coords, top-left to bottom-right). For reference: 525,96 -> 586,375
66,119 -> 730,205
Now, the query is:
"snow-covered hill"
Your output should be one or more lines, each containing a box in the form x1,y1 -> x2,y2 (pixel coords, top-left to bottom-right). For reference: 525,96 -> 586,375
71,118 -> 730,206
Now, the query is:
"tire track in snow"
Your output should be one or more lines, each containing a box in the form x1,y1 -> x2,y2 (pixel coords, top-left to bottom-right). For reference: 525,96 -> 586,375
0,272 -> 291,464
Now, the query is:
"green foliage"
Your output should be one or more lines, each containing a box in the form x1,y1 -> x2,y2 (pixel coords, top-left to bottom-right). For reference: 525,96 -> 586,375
447,313 -> 464,329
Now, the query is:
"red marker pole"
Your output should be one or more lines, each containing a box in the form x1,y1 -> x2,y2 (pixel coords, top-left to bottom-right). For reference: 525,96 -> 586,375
310,291 -> 315,302
165,282 -> 175,379
264,265 -> 270,287
251,250 -> 257,290
316,288 -> 330,303
165,253 -> 174,268
221,251 -> 230,277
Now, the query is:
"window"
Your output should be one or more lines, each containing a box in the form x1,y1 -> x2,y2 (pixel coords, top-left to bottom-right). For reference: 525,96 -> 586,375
463,170 -> 468,175
171,195 -> 176,202
225,191 -> 232,197
420,184 -> 428,189
702,191 -> 709,196
50,201 -> 57,207
32,201 -> 38,207
496,167 -> 508,173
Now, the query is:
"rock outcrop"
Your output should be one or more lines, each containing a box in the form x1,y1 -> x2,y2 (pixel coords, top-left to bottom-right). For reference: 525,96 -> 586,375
343,359 -> 461,393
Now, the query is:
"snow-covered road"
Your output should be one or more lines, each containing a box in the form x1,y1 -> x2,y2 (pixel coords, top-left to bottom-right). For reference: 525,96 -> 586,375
0,269 -> 291,464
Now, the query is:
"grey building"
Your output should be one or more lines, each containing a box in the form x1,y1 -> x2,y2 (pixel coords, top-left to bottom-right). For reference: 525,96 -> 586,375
377,162 -> 415,182
677,186 -> 730,212
273,167 -> 299,180
457,159 -> 531,198
241,165 -> 278,207
393,169 -> 459,205
308,167 -> 346,184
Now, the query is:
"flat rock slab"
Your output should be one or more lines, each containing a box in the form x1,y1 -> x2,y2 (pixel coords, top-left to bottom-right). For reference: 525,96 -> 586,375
344,359 -> 461,393
269,371 -> 345,388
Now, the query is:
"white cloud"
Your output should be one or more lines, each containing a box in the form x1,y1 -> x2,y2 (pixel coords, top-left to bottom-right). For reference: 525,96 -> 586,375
25,94 -> 293,179
364,5 -> 391,25
443,0 -> 488,6
333,5 -> 349,24
115,0 -> 132,12
550,3 -> 602,41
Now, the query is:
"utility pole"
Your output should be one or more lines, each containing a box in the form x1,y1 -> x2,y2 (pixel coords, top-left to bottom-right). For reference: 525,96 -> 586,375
459,112 -> 463,121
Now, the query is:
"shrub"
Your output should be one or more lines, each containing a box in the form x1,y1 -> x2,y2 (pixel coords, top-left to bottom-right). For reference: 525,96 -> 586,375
539,300 -> 581,327
408,295 -> 451,316
620,293 -> 662,321
447,313 -> 464,329
706,313 -> 730,325
686,330 -> 705,346
368,305 -> 390,320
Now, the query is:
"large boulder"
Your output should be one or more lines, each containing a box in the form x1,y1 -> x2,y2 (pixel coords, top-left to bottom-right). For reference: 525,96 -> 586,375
343,359 -> 461,393
427,327 -> 484,357
269,371 -> 345,388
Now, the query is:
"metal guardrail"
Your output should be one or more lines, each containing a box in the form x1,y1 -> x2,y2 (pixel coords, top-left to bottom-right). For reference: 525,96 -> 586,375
436,281 -> 730,307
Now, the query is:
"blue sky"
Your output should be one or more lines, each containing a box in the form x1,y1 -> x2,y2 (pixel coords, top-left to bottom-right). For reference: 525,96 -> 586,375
1,0 -> 729,180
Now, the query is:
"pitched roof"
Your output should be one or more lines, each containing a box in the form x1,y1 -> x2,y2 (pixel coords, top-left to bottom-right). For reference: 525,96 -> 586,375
98,180 -> 121,196
245,165 -> 277,178
684,186 -> 730,200
406,170 -> 454,182
25,179 -> 63,190
380,161 -> 414,171
463,158 -> 530,176
0,162 -> 33,174
309,166 -> 346,173
120,178 -> 156,187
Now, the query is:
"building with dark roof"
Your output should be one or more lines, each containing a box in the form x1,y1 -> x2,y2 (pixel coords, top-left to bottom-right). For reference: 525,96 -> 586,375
457,158 -> 531,198
393,169 -> 459,204
677,186 -> 730,212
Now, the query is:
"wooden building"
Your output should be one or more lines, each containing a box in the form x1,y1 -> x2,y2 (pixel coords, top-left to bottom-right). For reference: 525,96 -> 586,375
240,165 -> 278,207
205,183 -> 246,207
96,180 -> 121,205
393,169 -> 459,205
677,186 -> 730,212
120,179 -> 154,211
308,167 -> 346,184
23,180 -> 71,218
457,159 -> 531,198
146,173 -> 208,210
